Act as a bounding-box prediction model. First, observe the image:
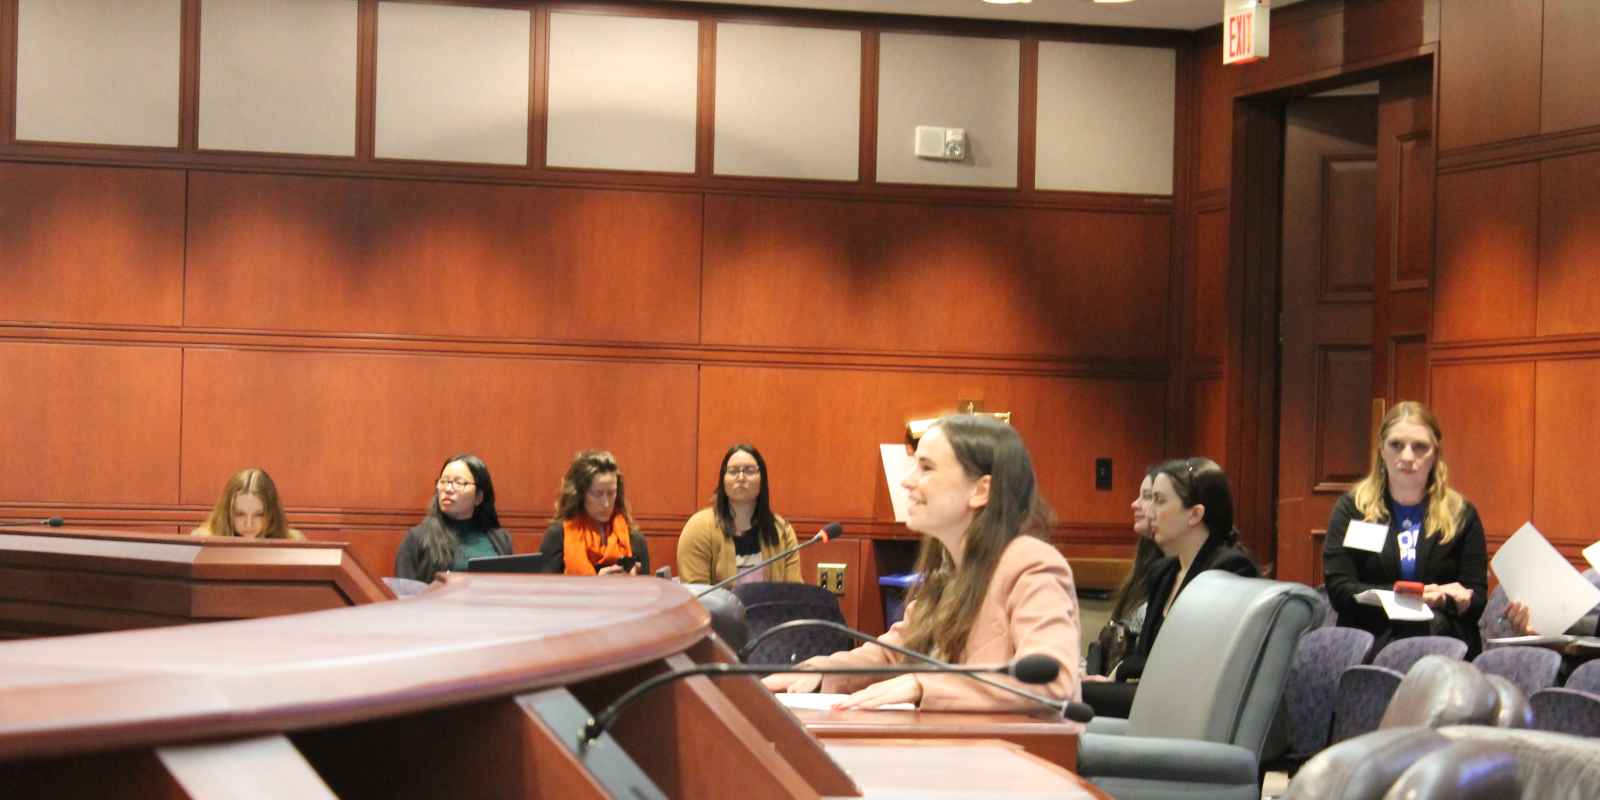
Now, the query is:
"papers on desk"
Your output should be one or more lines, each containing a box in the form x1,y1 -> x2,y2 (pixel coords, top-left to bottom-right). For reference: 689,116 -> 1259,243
775,692 -> 915,712
1485,634 -> 1575,647
1490,523 -> 1600,636
1354,588 -> 1434,621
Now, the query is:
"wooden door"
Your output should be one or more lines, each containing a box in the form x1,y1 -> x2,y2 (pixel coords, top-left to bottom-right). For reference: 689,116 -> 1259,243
1372,63 -> 1435,415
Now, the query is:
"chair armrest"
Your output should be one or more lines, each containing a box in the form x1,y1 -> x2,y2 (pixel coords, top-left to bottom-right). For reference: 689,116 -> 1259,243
1084,715 -> 1129,736
1077,733 -> 1257,785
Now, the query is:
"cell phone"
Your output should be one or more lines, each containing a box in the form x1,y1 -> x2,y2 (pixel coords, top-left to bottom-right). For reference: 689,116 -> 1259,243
616,556 -> 640,572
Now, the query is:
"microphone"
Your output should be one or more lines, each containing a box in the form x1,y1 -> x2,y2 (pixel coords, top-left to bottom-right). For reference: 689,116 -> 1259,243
577,654 -> 1057,749
739,618 -> 1094,724
0,517 -> 65,529
695,522 -> 842,598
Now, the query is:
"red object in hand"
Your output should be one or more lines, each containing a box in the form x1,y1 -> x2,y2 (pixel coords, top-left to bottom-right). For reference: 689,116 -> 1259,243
1393,581 -> 1425,596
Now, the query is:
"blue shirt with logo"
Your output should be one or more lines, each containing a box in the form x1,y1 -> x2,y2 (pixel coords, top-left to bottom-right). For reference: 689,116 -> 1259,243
1391,500 -> 1424,580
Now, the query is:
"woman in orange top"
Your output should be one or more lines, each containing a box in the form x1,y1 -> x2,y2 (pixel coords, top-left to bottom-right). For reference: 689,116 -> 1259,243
191,468 -> 303,540
538,450 -> 650,576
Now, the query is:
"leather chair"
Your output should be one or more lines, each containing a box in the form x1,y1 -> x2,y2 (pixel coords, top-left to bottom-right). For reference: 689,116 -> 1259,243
1438,725 -> 1600,799
682,584 -> 751,653
1076,572 -> 1320,800
730,582 -> 851,665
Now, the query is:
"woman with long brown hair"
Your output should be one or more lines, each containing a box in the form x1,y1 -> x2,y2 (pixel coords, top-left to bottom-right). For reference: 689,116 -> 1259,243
762,414 -> 1080,711
394,453 -> 511,581
191,468 -> 303,540
537,450 -> 650,576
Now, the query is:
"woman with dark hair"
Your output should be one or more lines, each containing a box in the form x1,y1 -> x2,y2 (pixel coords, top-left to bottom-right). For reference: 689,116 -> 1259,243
677,444 -> 802,585
763,414 -> 1080,711
538,450 -> 650,576
1084,470 -> 1163,676
394,453 -> 511,582
1324,401 -> 1486,657
191,468 -> 302,540
1083,457 -> 1259,717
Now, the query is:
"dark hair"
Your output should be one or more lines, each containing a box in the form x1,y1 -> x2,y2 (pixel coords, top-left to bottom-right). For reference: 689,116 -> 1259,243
902,414 -> 1055,661
1152,457 -> 1239,547
713,443 -> 779,549
408,453 -> 502,580
554,450 -> 635,527
1109,466 -> 1164,622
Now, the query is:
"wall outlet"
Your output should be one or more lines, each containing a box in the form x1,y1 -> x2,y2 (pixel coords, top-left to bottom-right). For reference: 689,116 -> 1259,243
817,562 -> 847,595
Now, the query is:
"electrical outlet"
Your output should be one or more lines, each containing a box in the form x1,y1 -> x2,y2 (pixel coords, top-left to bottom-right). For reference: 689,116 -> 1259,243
817,562 -> 847,595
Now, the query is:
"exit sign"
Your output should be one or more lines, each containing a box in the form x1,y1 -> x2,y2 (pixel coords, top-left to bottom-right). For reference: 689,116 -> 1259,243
1224,0 -> 1270,65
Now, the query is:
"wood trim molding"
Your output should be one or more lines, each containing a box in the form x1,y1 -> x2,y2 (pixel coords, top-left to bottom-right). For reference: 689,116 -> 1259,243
1017,35 -> 1038,192
1430,334 -> 1600,365
1437,124 -> 1600,175
1,0 -> 15,145
178,0 -> 199,152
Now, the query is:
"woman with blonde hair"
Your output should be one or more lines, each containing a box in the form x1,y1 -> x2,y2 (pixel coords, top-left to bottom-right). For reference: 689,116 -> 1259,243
1323,401 -> 1487,657
538,450 -> 650,576
191,468 -> 303,540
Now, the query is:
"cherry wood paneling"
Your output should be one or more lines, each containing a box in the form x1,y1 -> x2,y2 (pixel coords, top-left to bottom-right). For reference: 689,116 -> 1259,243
1392,131 -> 1433,286
1344,0 -> 1435,65
1533,359 -> 1600,546
1390,335 -> 1427,404
1314,346 -> 1372,487
1191,209 -> 1230,361
184,172 -> 702,342
701,194 -> 1169,359
1193,39 -> 1234,193
1230,5 -> 1345,92
1536,150 -> 1600,338
179,348 -> 700,519
1437,0 -> 1541,151
1319,156 -> 1376,298
696,366 -> 1165,526
1540,0 -> 1600,135
0,163 -> 184,326
0,342 -> 181,505
1189,376 -> 1226,466
1433,163 -> 1539,342
1429,362 -> 1534,541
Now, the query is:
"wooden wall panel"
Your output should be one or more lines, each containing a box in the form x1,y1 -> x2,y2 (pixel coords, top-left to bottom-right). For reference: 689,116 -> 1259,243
1314,346 -> 1371,486
701,194 -> 1169,359
1393,131 -> 1434,286
696,366 -> 1165,527
1438,0 -> 1541,151
1320,157 -> 1376,297
1189,376 -> 1226,466
1540,0 -> 1600,135
1192,209 -> 1230,361
184,172 -> 703,342
0,163 -> 184,326
179,349 -> 700,520
1390,336 -> 1427,404
0,342 -> 181,505
1230,6 -> 1344,92
1343,0 -> 1433,65
1533,359 -> 1600,546
1193,40 -> 1233,193
1429,362 -> 1534,542
1433,164 -> 1539,342
1536,150 -> 1600,338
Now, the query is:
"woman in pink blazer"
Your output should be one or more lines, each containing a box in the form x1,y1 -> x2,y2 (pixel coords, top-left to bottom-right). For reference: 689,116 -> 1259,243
762,414 -> 1082,711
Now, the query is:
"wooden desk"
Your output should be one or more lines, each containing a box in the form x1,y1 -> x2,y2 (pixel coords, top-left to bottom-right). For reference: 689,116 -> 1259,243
823,739 -> 1108,800
0,526 -> 392,638
795,707 -> 1079,772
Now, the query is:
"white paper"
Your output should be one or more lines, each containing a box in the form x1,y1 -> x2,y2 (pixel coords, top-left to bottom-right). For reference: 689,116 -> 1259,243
775,692 -> 915,711
880,443 -> 915,523
1354,588 -> 1434,621
1491,522 -> 1600,636
1584,540 -> 1600,575
1485,634 -> 1574,647
1342,520 -> 1389,553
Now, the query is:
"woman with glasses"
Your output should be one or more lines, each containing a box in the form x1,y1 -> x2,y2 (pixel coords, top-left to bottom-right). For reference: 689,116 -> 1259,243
394,453 -> 511,581
1324,401 -> 1487,658
191,467 -> 303,540
1083,457 -> 1258,718
538,450 -> 650,576
677,443 -> 802,586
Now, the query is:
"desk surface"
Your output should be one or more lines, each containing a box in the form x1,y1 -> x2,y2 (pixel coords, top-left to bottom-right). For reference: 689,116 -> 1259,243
824,739 -> 1109,800
796,706 -> 1081,773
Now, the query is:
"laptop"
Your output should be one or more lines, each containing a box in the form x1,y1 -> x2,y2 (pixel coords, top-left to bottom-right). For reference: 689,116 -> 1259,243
466,552 -> 553,574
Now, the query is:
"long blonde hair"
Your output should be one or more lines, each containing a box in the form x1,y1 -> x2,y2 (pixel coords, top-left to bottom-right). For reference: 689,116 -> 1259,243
1351,401 -> 1464,544
194,468 -> 302,540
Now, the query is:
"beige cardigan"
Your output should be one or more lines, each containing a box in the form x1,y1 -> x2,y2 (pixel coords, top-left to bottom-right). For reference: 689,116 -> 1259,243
676,507 -> 803,584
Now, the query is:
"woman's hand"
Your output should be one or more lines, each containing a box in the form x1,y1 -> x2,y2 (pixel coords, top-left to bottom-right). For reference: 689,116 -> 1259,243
1421,582 -> 1473,610
762,671 -> 822,693
1082,674 -> 1113,683
832,674 -> 923,710
1505,601 -> 1534,635
597,564 -> 625,576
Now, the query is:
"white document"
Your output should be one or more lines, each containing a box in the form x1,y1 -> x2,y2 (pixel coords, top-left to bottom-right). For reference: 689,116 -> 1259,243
1485,634 -> 1574,647
1342,520 -> 1389,553
1584,540 -> 1600,574
879,443 -> 915,523
775,692 -> 915,711
1491,522 -> 1600,636
1354,588 -> 1433,621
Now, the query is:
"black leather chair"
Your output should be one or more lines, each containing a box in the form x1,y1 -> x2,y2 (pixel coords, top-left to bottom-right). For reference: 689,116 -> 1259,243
731,582 -> 853,665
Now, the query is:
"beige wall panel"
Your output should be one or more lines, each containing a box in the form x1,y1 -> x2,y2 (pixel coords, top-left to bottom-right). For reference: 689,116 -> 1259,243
713,23 -> 860,181
876,32 -> 1019,188
374,2 -> 529,165
546,12 -> 698,173
199,0 -> 358,156
15,0 -> 180,147
1035,42 -> 1175,195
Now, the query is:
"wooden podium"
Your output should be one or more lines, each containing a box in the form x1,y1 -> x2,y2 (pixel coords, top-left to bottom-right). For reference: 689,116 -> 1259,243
0,571 -> 1103,798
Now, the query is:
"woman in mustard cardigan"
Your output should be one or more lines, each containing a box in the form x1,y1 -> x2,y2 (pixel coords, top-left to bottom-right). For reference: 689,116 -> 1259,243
677,443 -> 803,585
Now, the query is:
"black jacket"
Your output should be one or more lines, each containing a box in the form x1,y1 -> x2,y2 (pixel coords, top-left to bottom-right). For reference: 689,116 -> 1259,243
1117,537 -> 1259,682
538,520 -> 650,575
393,520 -> 512,582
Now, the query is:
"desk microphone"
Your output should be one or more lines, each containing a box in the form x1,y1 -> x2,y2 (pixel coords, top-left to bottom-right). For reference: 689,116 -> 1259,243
577,653 -> 1059,749
739,618 -> 1094,724
695,522 -> 842,598
0,517 -> 65,529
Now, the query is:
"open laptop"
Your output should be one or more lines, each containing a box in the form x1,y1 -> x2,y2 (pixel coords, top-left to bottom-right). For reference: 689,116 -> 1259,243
466,552 -> 553,574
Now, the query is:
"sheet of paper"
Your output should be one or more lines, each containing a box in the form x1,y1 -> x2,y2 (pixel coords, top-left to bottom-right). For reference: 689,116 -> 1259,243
1342,520 -> 1389,553
1354,588 -> 1434,621
1584,540 -> 1600,575
1485,634 -> 1574,647
1491,522 -> 1600,636
775,692 -> 915,711
879,444 -> 915,523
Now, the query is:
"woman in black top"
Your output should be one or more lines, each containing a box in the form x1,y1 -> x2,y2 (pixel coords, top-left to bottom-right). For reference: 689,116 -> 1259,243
394,453 -> 512,581
538,450 -> 650,576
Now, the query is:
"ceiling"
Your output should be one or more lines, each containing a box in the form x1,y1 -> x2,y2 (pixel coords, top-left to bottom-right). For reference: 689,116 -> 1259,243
673,0 -> 1304,32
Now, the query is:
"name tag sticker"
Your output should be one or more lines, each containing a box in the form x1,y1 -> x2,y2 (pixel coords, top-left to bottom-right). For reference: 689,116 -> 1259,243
1343,521 -> 1389,554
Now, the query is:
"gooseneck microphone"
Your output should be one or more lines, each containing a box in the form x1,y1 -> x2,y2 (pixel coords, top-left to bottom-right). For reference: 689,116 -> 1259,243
695,522 -> 842,598
577,653 -> 1057,750
0,517 -> 65,529
739,618 -> 1095,724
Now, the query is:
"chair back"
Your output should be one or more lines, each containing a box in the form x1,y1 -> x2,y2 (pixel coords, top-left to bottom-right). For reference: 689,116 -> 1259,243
1312,585 -> 1335,629
1565,659 -> 1600,693
730,582 -> 851,665
1284,626 -> 1373,758
1473,645 -> 1562,697
1374,635 -> 1467,671
1380,655 -> 1504,729
1126,572 -> 1319,756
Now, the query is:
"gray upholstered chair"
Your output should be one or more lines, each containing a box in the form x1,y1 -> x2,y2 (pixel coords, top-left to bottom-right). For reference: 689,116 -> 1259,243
1472,644 -> 1562,696
1438,725 -> 1600,799
1331,636 -> 1471,743
1075,572 -> 1319,800
1277,626 -> 1374,767
1530,659 -> 1600,737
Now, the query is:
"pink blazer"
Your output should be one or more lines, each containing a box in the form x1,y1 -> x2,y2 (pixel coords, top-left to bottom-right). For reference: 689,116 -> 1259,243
807,534 -> 1082,713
